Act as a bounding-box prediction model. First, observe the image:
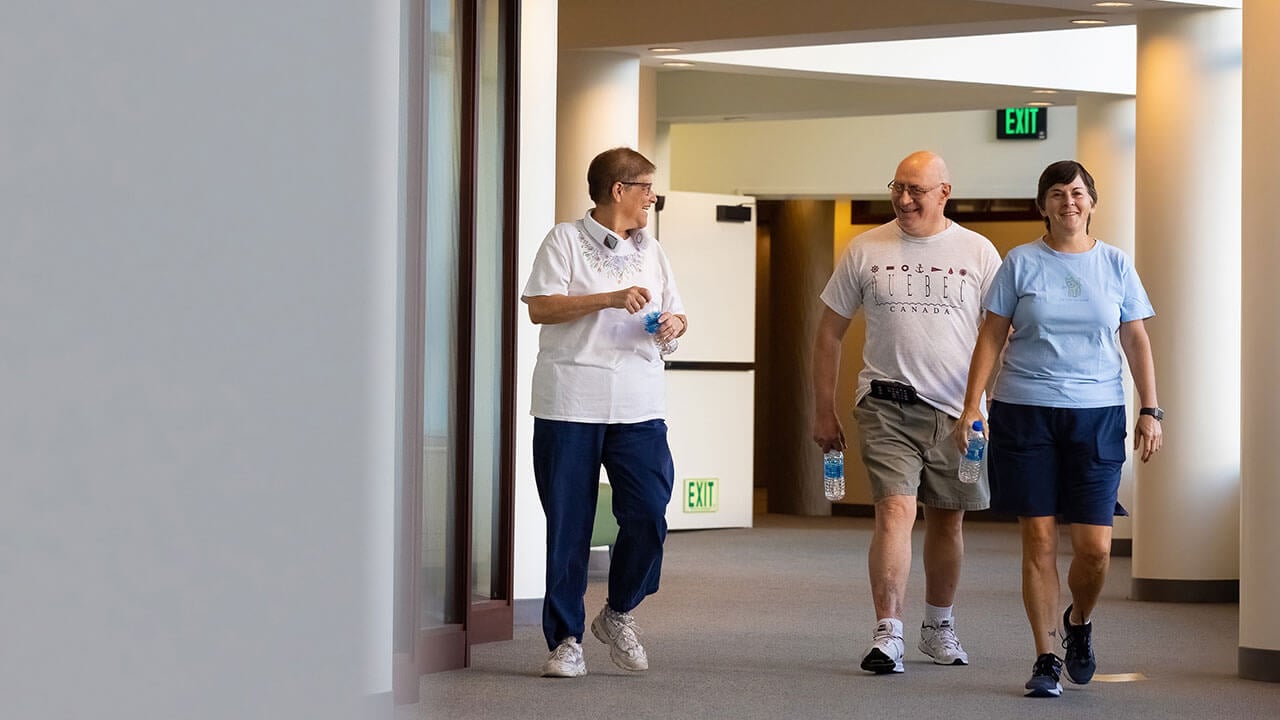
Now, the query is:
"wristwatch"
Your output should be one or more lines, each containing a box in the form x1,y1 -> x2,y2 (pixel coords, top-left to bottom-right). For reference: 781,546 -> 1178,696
1139,407 -> 1164,421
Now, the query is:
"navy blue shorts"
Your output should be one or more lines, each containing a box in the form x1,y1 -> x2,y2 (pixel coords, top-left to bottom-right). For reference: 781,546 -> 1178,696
987,401 -> 1127,526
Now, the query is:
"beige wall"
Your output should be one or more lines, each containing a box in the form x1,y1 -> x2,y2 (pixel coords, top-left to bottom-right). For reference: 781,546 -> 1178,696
667,109 -> 1077,198
828,201 -> 1042,505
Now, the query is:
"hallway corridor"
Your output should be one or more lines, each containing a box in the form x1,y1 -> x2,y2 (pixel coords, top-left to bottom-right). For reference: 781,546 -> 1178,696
416,515 -> 1277,719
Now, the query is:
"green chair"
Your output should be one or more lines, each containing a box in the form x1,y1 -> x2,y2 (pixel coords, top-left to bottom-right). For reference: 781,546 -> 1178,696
590,482 -> 619,555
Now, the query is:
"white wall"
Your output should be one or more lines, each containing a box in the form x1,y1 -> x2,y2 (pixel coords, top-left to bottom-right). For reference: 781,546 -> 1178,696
514,0 -> 559,602
2,2 -> 399,717
554,51 -> 639,223
668,107 -> 1077,198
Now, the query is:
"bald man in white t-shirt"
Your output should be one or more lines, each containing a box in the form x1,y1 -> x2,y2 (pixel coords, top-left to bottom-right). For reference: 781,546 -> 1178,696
812,151 -> 1001,675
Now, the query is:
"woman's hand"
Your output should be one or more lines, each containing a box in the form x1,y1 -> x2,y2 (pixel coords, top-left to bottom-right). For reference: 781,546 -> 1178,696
1134,415 -> 1163,462
657,312 -> 685,345
953,410 -> 986,454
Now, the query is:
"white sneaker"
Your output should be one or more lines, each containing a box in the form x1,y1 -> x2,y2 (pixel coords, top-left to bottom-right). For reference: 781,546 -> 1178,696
540,638 -> 586,678
590,604 -> 649,671
860,620 -> 905,674
919,618 -> 969,666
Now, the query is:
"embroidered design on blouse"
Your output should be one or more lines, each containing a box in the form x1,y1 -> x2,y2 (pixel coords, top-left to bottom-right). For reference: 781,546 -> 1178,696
578,231 -> 645,282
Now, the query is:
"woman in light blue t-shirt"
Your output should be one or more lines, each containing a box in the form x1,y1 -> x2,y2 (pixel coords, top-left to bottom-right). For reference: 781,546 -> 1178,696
954,160 -> 1164,699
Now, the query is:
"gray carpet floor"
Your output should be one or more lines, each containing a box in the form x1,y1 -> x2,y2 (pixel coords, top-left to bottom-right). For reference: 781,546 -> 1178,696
415,514 -> 1279,719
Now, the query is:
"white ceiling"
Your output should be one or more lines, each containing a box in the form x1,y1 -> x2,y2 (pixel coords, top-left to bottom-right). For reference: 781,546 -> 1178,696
558,0 -> 1239,122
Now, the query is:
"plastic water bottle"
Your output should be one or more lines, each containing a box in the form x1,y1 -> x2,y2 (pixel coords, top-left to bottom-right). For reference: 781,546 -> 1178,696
643,309 -> 678,356
824,450 -> 845,501
959,420 -> 985,484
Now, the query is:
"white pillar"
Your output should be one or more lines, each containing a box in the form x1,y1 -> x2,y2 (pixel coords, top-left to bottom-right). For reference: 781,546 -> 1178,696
1131,8 -> 1241,602
555,51 -> 640,223
513,0 -> 559,615
1075,95 -> 1137,552
1240,0 -> 1280,683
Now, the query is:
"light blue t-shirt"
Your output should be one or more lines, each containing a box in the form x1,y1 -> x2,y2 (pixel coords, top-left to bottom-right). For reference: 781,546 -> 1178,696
984,238 -> 1154,408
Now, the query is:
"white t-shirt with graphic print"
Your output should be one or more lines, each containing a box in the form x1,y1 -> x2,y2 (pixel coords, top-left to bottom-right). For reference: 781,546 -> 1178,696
820,220 -> 1002,418
522,211 -> 685,423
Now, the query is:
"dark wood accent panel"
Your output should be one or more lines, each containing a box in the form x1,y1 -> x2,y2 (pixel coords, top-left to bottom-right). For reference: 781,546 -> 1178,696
852,198 -> 1043,225
755,200 -> 834,516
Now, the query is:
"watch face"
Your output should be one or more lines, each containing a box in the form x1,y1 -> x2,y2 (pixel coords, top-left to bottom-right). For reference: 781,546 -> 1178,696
1142,407 -> 1164,420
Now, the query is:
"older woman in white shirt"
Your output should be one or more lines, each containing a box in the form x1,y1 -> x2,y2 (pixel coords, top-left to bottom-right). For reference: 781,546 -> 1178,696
522,147 -> 687,679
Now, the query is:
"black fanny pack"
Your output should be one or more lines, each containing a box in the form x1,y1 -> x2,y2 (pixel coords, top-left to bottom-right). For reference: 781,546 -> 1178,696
869,379 -> 919,404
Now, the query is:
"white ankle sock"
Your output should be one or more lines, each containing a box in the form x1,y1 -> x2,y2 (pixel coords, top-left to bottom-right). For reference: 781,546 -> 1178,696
925,603 -> 953,626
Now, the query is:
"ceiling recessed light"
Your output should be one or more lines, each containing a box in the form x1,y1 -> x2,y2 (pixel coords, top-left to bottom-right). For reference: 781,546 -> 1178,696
1071,19 -> 1108,25
1092,2 -> 1133,7
1031,89 -> 1059,94
649,47 -> 681,53
662,61 -> 695,68
1027,101 -> 1054,107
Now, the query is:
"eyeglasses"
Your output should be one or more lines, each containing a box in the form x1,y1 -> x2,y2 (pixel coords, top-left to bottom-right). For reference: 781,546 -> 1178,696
887,181 -> 947,198
619,181 -> 654,194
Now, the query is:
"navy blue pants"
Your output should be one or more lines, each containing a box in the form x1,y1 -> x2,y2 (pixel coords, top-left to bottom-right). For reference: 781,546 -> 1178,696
532,418 -> 675,650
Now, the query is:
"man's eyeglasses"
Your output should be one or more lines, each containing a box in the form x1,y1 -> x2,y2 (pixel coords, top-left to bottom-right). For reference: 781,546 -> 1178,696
887,181 -> 946,198
619,181 -> 654,194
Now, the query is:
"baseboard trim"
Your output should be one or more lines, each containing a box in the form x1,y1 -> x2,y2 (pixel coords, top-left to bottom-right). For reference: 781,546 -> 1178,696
830,503 -> 1019,523
830,503 -> 879,518
513,597 -> 543,626
1131,578 -> 1239,603
1239,646 -> 1280,682
362,691 -> 393,717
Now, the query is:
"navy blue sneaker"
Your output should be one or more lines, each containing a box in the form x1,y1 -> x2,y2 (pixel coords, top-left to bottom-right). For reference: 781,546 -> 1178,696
1061,605 -> 1096,684
1025,653 -> 1063,697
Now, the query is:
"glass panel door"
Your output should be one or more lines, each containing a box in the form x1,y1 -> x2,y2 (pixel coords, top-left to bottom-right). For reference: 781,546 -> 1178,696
421,0 -> 463,635
470,0 -> 505,607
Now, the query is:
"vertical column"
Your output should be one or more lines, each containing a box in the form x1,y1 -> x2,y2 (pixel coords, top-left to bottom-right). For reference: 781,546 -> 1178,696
1076,95 -> 1137,554
513,0 -> 559,620
1131,9 -> 1241,602
555,51 -> 640,223
1240,0 -> 1280,684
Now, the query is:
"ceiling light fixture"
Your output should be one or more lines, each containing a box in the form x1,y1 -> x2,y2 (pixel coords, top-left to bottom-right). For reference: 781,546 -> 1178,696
1071,19 -> 1108,25
1028,101 -> 1054,107
1031,89 -> 1059,94
649,47 -> 681,53
1092,2 -> 1133,7
662,61 -> 695,68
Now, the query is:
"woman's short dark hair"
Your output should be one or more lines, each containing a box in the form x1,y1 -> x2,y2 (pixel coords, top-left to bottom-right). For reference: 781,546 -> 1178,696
1036,160 -> 1098,231
587,147 -> 656,204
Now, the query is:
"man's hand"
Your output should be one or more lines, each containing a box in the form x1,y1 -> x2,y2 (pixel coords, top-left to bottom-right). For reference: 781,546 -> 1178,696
812,410 -> 846,454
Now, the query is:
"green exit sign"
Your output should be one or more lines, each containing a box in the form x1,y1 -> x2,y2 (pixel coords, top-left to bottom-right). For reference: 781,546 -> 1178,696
683,478 -> 719,513
996,107 -> 1048,140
